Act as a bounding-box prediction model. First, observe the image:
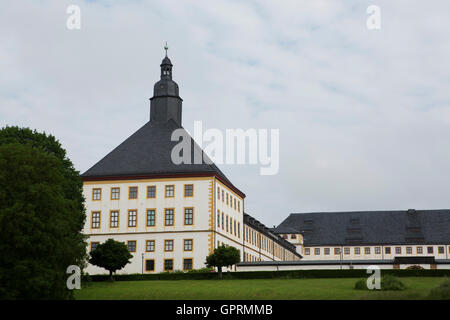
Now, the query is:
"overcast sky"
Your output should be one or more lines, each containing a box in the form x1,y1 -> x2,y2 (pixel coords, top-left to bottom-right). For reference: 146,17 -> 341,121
1,1 -> 450,227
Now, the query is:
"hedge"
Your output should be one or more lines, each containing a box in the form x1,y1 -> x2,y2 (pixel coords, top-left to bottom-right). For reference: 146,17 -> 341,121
84,268 -> 450,282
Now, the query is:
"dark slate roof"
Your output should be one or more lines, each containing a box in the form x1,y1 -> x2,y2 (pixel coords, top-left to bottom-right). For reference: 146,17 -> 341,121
273,209 -> 450,246
81,119 -> 243,195
244,213 -> 301,257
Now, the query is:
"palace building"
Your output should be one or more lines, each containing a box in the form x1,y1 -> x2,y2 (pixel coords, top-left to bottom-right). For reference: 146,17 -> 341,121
81,50 -> 300,275
82,49 -> 450,273
273,209 -> 450,262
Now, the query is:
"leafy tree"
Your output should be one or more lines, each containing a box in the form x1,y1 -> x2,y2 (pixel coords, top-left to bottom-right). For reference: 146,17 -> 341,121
205,245 -> 240,279
89,239 -> 132,281
0,133 -> 87,299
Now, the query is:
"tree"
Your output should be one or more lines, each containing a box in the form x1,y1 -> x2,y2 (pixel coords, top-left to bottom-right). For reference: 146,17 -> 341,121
0,131 -> 87,299
89,239 -> 132,281
205,245 -> 240,279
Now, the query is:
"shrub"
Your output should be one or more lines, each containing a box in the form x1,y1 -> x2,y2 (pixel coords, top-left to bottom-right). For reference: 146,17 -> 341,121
354,279 -> 368,290
406,265 -> 424,270
428,281 -> 450,300
187,267 -> 214,273
381,275 -> 406,291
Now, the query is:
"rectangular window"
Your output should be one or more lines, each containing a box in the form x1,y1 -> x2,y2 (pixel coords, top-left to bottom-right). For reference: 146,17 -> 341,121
110,211 -> 119,228
234,198 -> 236,210
334,248 -> 340,255
438,246 -> 445,254
111,187 -> 120,200
406,247 -> 412,254
217,210 -> 220,228
165,209 -> 174,226
221,190 -> 224,202
147,186 -> 156,198
238,201 -> 240,212
226,193 -> 229,205
417,246 -> 423,254
395,247 -> 401,254
344,247 -> 350,255
92,188 -> 101,201
129,186 -> 138,199
238,223 -> 240,238
91,212 -> 101,229
304,248 -> 310,255
354,247 -> 360,255
164,240 -> 174,252
127,240 -> 136,253
314,248 -> 320,255
184,208 -> 193,225
226,216 -> 229,232
184,239 -> 193,251
146,240 -> 155,252
128,210 -> 137,227
234,221 -> 237,236
145,259 -> 155,271
164,259 -> 173,271
324,248 -> 330,255
427,246 -> 434,254
375,247 -> 381,254
385,247 -> 391,254
221,213 -> 224,229
217,187 -> 220,200
146,209 -> 155,227
365,247 -> 371,255
184,184 -> 193,197
183,258 -> 193,270
90,242 -> 99,252
165,185 -> 174,198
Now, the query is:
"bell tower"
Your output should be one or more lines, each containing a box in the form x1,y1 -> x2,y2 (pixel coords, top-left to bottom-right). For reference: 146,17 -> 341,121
150,43 -> 183,126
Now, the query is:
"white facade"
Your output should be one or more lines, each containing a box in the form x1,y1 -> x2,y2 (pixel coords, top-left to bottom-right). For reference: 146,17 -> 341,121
83,176 -> 299,275
279,233 -> 450,261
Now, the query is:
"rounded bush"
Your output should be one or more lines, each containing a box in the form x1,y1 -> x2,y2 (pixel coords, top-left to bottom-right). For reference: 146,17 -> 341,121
354,279 -> 368,290
428,281 -> 450,300
381,275 -> 406,291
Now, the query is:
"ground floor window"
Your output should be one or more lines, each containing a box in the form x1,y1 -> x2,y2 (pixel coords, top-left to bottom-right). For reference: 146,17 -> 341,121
417,246 -> 423,254
145,259 -> 155,272
164,259 -> 173,271
183,258 -> 193,270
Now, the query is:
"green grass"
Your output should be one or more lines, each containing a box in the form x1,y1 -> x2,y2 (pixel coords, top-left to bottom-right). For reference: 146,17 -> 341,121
74,277 -> 448,300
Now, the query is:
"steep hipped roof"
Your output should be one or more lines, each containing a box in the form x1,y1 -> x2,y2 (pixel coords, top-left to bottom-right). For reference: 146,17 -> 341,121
273,209 -> 450,246
81,52 -> 244,198
81,119 -> 244,197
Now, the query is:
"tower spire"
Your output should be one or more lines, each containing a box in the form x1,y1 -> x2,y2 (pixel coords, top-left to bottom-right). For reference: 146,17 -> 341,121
164,42 -> 168,57
150,47 -> 183,126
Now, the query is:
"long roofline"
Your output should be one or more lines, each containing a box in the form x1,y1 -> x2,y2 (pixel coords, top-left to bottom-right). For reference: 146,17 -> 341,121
81,171 -> 246,198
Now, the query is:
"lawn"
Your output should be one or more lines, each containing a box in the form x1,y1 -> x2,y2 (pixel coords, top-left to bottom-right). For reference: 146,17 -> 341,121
74,277 -> 448,300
